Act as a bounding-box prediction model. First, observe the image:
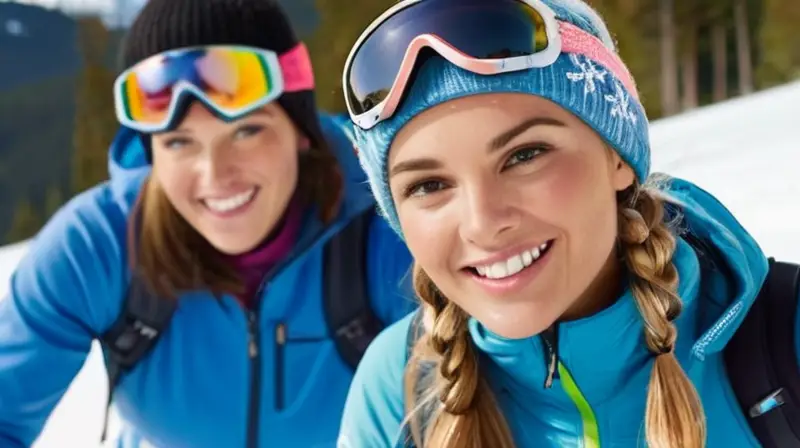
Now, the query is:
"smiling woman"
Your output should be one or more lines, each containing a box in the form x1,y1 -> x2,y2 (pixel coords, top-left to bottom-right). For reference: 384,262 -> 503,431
0,0 -> 416,447
338,1 -> 797,448
141,99 -> 318,296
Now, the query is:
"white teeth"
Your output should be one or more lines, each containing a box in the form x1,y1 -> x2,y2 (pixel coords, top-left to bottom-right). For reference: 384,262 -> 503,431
475,241 -> 551,280
204,188 -> 256,213
522,250 -> 533,266
488,263 -> 508,279
531,247 -> 540,259
506,254 -> 524,276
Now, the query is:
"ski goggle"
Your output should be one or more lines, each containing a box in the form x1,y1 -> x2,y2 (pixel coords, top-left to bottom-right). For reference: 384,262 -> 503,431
114,43 -> 315,133
343,0 -> 636,130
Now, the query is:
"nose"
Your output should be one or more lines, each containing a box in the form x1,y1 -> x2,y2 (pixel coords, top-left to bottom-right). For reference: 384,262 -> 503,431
459,178 -> 521,246
198,145 -> 238,186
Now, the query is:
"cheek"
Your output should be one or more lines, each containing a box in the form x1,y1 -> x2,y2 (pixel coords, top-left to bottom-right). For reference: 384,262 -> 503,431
522,153 -> 618,270
520,154 -> 590,227
398,206 -> 453,278
551,154 -> 619,277
153,162 -> 194,206
244,139 -> 299,178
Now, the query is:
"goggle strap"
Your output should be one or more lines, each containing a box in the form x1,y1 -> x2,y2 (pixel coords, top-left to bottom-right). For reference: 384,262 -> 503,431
280,43 -> 315,92
560,21 -> 638,100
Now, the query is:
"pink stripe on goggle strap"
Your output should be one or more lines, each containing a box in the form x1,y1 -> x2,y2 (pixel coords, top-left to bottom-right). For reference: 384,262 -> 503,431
560,21 -> 638,101
279,43 -> 315,92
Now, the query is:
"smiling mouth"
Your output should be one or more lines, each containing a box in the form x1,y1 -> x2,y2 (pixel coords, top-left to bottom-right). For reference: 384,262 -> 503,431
468,240 -> 554,280
201,187 -> 258,214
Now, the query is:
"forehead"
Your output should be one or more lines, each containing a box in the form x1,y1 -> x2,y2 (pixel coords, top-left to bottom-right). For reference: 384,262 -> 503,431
389,93 -> 575,160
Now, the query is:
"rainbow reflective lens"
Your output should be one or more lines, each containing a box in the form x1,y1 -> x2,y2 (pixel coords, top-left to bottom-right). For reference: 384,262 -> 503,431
114,45 -> 284,133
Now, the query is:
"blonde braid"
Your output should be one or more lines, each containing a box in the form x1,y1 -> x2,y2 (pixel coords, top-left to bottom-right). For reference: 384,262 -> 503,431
403,266 -> 515,448
618,185 -> 706,448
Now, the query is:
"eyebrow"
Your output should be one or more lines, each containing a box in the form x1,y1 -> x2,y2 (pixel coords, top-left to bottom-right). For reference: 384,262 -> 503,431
246,108 -> 273,118
389,158 -> 442,178
389,116 -> 565,178
172,108 -> 274,132
489,116 -> 566,150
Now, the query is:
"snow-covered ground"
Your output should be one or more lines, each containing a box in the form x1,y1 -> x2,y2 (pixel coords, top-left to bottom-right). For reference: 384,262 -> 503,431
0,80 -> 798,446
0,241 -> 123,444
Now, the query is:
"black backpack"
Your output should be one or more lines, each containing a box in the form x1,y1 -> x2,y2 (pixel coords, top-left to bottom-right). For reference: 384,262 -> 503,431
98,208 -> 383,440
404,259 -> 800,447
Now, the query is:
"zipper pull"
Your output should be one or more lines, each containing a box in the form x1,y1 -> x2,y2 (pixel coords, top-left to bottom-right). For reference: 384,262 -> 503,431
541,325 -> 560,389
247,312 -> 259,358
275,322 -> 286,347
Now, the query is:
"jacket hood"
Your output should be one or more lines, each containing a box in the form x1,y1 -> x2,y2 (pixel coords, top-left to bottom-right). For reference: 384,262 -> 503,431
664,177 -> 769,359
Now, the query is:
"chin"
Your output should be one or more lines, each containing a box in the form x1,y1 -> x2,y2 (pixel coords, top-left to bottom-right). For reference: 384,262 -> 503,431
484,322 -> 551,340
205,235 -> 262,255
475,304 -> 560,340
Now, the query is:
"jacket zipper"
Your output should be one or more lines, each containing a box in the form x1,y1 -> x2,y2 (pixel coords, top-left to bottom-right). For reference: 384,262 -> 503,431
541,324 -> 560,388
246,310 -> 262,448
274,322 -> 286,410
274,322 -> 325,411
242,225 -> 328,447
273,322 -> 329,411
540,324 -> 601,446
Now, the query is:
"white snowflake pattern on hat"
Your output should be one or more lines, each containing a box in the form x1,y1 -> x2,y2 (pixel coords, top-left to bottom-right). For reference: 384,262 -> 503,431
565,53 -> 607,95
604,81 -> 638,124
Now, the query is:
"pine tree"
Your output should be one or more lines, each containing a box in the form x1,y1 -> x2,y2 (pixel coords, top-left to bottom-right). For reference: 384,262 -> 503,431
5,197 -> 43,243
71,17 -> 117,194
44,184 -> 65,219
756,0 -> 800,88
305,0 -> 397,113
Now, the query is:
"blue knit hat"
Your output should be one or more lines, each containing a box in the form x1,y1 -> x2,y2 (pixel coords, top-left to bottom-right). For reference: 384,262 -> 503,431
353,0 -> 650,237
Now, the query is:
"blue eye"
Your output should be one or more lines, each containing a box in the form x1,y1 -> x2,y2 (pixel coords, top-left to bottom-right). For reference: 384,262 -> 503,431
405,180 -> 446,198
504,146 -> 547,168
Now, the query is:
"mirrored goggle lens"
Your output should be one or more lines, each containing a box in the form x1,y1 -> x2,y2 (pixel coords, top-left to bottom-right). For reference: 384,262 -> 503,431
346,0 -> 551,116
118,47 -> 276,126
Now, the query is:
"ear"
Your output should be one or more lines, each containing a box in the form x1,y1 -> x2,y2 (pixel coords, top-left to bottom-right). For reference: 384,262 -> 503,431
610,151 -> 636,192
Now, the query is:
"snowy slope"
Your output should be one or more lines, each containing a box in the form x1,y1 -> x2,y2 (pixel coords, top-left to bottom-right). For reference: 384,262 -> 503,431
0,80 -> 798,446
0,240 -> 123,444
649,80 -> 800,260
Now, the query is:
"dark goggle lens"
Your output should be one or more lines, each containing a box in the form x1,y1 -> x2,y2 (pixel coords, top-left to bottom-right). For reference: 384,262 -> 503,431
346,0 -> 550,116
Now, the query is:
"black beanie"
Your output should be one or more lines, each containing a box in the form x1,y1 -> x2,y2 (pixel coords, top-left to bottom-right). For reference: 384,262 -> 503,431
120,0 -> 323,147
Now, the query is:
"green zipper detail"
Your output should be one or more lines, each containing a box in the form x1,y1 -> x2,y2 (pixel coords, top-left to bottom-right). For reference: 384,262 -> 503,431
558,362 -> 600,448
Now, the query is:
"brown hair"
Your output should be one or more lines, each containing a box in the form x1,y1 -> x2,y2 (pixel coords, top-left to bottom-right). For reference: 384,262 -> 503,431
403,180 -> 706,448
128,139 -> 343,299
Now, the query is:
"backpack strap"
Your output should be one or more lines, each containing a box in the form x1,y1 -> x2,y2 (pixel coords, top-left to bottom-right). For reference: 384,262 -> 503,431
323,208 -> 384,370
98,275 -> 177,442
724,259 -> 800,447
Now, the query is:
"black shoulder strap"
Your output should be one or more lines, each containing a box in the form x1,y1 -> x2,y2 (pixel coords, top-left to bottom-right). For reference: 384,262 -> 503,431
724,259 -> 800,447
323,208 -> 384,370
98,274 -> 177,441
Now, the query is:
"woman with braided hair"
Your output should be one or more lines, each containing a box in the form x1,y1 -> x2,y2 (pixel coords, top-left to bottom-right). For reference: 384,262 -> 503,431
337,0 -> 798,447
0,1 -> 416,447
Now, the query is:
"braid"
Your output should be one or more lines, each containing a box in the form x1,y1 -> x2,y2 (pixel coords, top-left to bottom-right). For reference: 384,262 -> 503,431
403,266 -> 514,448
618,185 -> 706,448
429,300 -> 479,414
